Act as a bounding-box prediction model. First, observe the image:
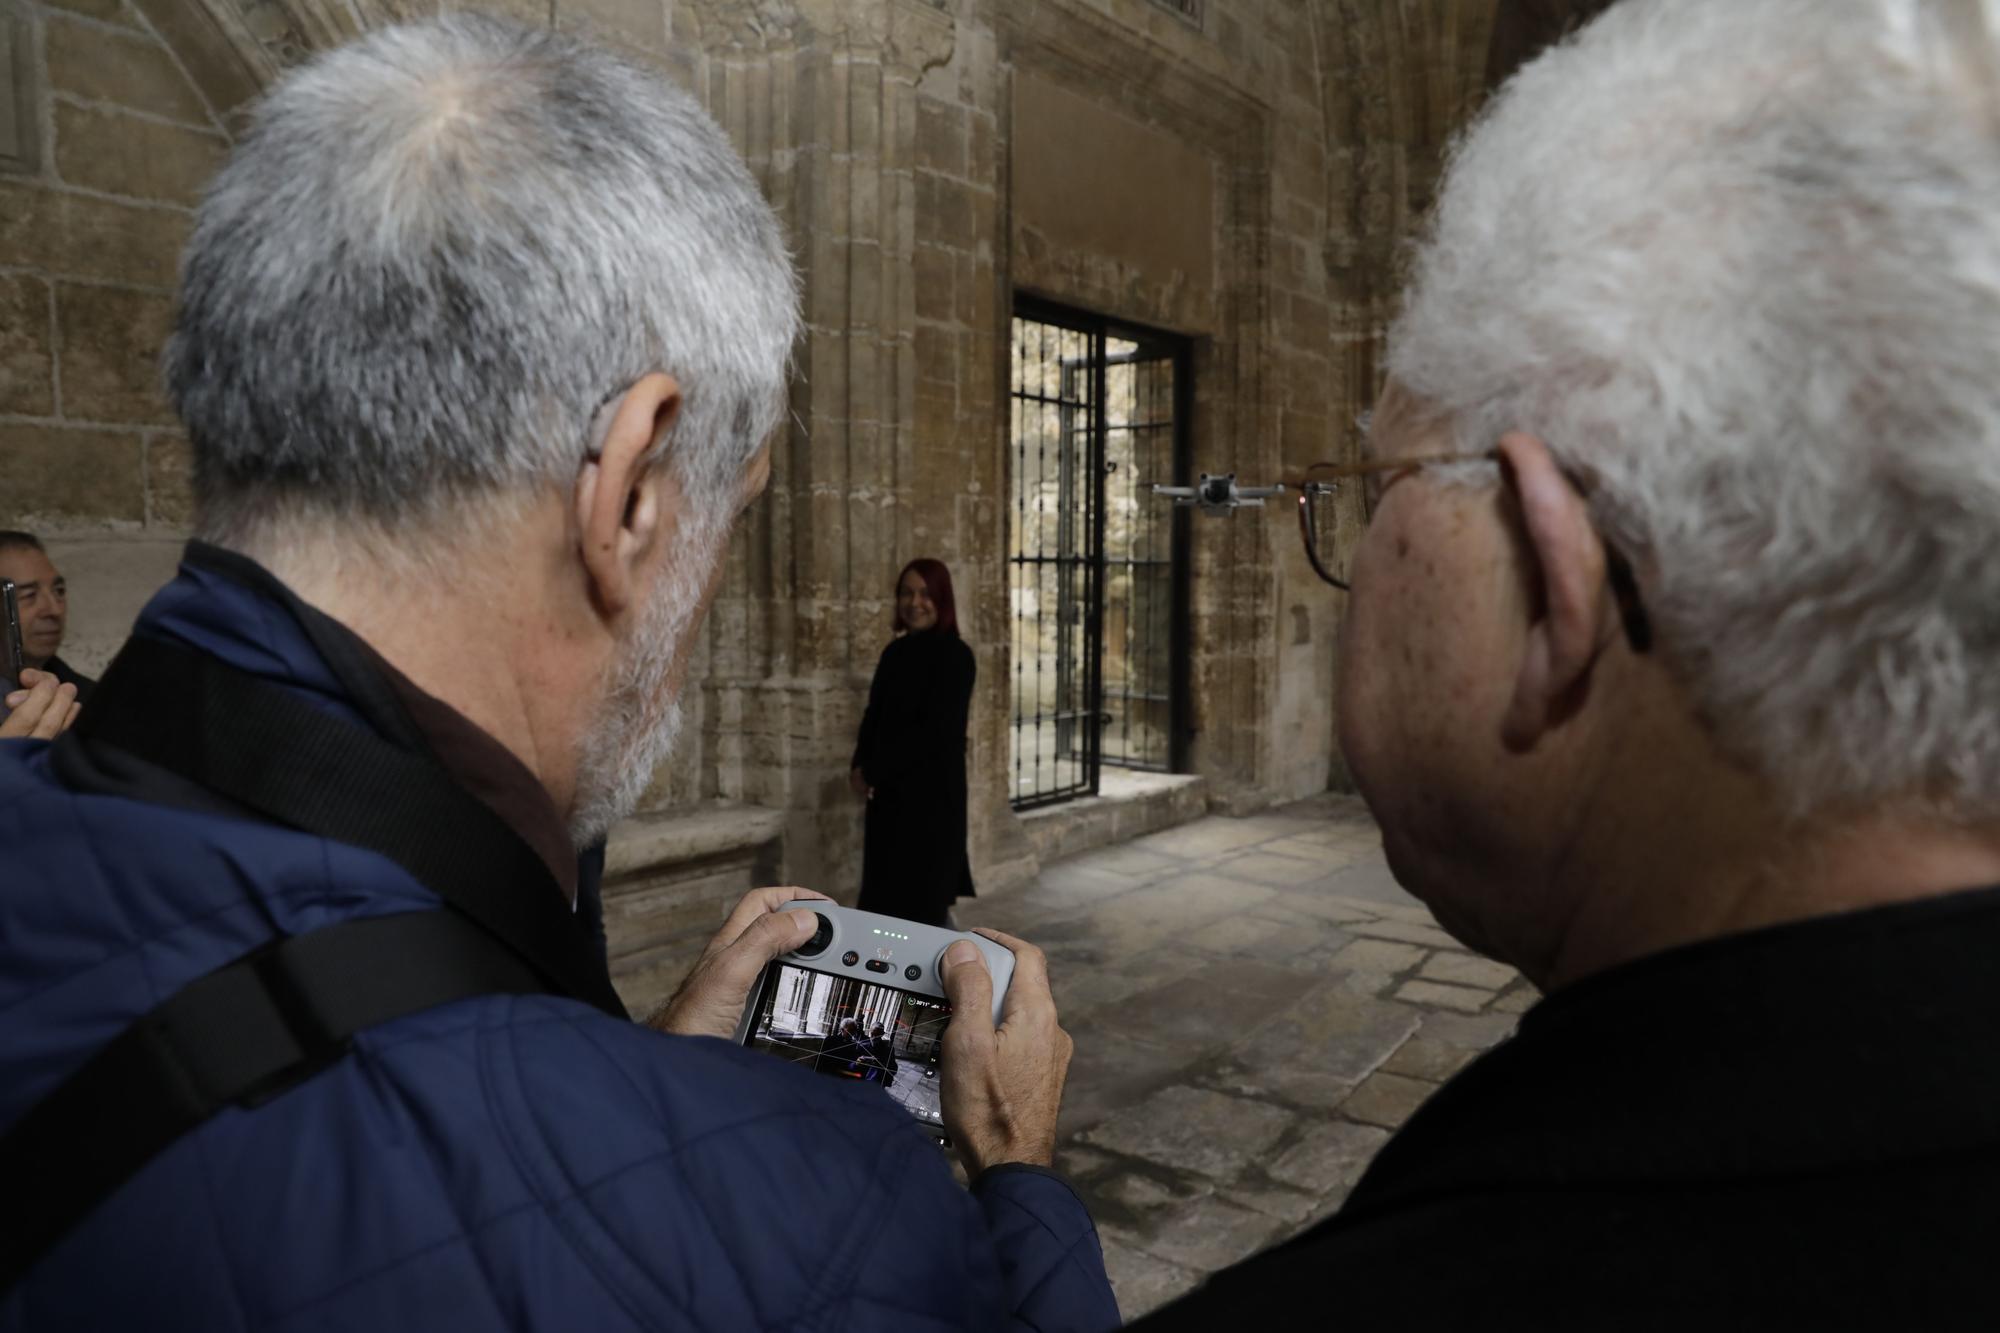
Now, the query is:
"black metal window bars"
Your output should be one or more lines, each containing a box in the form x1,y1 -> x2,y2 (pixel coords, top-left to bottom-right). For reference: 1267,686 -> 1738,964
1008,300 -> 1190,811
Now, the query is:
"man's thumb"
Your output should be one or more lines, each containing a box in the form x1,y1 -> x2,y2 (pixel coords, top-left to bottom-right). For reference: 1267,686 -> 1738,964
765,909 -> 819,955
940,940 -> 993,1032
721,909 -> 816,979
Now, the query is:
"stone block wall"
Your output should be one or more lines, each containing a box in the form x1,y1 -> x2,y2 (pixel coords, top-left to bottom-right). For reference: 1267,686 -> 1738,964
0,0 -> 1514,907
1,0 -> 230,669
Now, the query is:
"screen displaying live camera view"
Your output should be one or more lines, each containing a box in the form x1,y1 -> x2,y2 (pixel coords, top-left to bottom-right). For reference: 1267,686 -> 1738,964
747,963 -> 951,1133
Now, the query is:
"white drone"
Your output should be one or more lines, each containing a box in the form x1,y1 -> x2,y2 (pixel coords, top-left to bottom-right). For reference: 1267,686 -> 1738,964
1151,473 -> 1286,516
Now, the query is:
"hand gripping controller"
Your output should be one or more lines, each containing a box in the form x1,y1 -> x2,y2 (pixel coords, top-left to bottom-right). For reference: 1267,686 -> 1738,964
733,902 -> 1016,1041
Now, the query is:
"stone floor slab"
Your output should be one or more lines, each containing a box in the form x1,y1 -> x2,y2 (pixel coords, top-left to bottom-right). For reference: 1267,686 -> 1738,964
1129,817 -> 1280,860
1209,850 -> 1340,887
1084,844 -> 1191,881
1418,952 -> 1520,990
1056,1020 -> 1202,1139
1200,983 -> 1423,1110
1365,898 -> 1454,926
1173,913 -> 1293,957
1085,1167 -> 1219,1236
954,792 -> 1537,1308
1223,1184 -> 1322,1225
1328,937 -> 1427,976
1099,1240 -> 1200,1322
1082,1086 -> 1297,1181
1274,894 -> 1384,928
1380,1034 -> 1480,1082
1091,965 -> 1317,1053
1321,858 -> 1421,906
1394,978 -> 1493,1013
1117,1196 -> 1286,1273
1340,1070 -> 1442,1129
1257,832 -> 1369,865
1348,917 -> 1462,950
1051,964 -> 1166,1020
1266,1118 -> 1393,1195
1415,1009 -> 1519,1050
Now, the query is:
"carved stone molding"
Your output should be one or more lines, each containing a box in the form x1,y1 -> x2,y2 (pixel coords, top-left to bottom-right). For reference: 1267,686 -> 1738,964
882,0 -> 953,78
688,0 -> 952,74
679,0 -> 801,51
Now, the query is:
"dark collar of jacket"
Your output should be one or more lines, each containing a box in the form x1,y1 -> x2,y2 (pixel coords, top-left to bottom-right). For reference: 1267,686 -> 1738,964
53,540 -> 579,904
1338,883 -> 2000,1223
41,655 -> 96,700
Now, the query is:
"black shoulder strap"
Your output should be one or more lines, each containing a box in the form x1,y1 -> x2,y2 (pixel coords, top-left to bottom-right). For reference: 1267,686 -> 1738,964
1,634 -> 632,1289
63,634 -> 627,1019
0,912 -> 547,1290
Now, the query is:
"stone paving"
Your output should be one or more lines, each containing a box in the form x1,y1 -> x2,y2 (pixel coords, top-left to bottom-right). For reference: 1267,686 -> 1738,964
956,793 -> 1538,1322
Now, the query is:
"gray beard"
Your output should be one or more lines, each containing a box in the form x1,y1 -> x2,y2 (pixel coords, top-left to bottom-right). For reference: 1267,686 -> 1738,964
567,521 -> 723,847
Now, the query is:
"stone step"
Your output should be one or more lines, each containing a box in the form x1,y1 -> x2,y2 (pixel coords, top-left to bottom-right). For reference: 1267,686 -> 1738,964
1018,769 -> 1209,870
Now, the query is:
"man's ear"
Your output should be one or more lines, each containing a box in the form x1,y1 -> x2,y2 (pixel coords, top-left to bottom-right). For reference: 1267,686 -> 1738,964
1495,430 -> 1614,752
575,372 -> 683,618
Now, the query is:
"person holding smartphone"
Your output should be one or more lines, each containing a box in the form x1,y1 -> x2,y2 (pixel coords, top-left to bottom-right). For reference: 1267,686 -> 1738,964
0,539 -> 82,740
0,531 -> 96,704
0,669 -> 81,740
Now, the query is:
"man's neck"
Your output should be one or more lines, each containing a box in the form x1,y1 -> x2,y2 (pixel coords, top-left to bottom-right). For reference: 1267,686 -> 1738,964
248,530 -> 593,826
1543,779 -> 2000,990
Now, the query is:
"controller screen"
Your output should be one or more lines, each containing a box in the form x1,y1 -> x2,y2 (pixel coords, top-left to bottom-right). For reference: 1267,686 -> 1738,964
745,963 -> 952,1135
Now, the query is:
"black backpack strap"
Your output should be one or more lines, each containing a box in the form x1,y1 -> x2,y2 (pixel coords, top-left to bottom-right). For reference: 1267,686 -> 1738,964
1,633 -> 638,1290
61,634 -> 628,1020
0,911 -> 550,1290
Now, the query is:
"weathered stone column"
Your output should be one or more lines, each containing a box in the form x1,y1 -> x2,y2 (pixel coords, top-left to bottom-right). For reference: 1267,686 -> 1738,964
681,0 -> 961,897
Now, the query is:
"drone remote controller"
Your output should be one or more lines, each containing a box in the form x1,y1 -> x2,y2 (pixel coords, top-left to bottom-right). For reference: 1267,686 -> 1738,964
733,902 -> 1015,1038
734,903 -> 1016,1141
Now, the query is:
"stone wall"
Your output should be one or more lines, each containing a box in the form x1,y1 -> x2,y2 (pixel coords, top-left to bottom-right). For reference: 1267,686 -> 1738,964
0,0 -> 219,667
0,0 -> 1526,921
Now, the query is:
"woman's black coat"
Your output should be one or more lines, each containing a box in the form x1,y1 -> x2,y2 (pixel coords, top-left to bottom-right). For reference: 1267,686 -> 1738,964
851,629 -> 976,925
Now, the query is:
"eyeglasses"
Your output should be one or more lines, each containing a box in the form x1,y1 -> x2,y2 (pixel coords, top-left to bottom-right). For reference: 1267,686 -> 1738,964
1290,451 -> 1493,590
1290,449 -> 1653,653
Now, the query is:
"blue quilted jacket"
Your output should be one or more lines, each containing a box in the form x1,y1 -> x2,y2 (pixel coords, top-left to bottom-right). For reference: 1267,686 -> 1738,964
0,552 -> 1119,1331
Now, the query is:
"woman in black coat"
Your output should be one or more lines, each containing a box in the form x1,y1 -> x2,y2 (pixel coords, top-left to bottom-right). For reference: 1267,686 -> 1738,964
850,558 -> 976,927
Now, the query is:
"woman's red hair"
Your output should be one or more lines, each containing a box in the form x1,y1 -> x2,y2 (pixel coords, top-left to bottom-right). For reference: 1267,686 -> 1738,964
894,557 -> 959,637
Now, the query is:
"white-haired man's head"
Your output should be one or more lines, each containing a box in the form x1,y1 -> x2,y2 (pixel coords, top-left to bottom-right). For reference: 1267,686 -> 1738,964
1339,0 -> 2000,983
166,15 -> 799,844
1393,0 -> 2000,816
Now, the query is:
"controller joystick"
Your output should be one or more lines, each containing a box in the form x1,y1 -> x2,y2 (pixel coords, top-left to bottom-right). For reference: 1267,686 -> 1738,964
793,911 -> 835,958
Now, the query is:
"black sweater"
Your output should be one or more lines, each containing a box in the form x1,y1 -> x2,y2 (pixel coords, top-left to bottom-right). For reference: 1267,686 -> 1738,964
1137,884 -> 2000,1330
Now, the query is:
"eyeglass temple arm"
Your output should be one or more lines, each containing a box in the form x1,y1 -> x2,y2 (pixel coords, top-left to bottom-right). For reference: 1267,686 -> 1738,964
1296,490 -> 1350,591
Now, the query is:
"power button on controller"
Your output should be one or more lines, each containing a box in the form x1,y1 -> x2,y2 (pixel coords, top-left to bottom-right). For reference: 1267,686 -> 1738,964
904,965 -> 922,981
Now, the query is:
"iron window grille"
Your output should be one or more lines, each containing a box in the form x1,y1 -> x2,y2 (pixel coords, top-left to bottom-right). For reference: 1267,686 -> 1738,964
1008,298 -> 1191,811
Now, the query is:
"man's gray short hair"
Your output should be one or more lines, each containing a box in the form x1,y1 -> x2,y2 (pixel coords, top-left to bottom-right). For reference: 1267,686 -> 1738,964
1389,0 -> 2000,818
166,14 -> 799,547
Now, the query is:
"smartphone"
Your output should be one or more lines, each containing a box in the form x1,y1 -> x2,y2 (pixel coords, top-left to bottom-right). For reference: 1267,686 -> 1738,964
2,579 -> 25,689
740,958 -> 955,1146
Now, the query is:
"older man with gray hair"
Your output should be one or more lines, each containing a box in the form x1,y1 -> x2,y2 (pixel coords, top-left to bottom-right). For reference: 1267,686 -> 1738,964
1139,0 -> 2000,1326
0,16 -> 1113,1331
